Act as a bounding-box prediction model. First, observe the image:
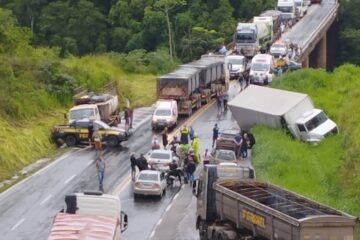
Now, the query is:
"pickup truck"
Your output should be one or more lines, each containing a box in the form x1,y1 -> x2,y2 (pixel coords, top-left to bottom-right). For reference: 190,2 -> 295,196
52,119 -> 128,147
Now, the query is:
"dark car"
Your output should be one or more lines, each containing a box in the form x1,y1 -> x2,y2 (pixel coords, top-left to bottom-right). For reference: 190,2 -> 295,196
52,120 -> 128,147
215,129 -> 241,151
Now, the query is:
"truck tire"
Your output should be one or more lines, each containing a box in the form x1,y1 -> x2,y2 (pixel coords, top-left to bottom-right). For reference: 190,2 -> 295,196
107,136 -> 119,147
65,135 -> 77,147
199,220 -> 208,240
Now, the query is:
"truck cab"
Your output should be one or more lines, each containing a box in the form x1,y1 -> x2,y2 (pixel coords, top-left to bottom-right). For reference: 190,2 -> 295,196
226,55 -> 248,80
49,192 -> 128,240
277,0 -> 298,24
193,165 -> 255,239
234,23 -> 258,57
69,104 -> 101,123
295,109 -> 338,143
295,0 -> 308,18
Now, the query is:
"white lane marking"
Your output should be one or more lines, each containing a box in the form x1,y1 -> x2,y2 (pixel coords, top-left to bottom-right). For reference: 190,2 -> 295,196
86,160 -> 93,167
112,175 -> 132,196
156,218 -> 163,226
64,174 -> 76,185
149,230 -> 155,239
173,193 -> 179,200
165,203 -> 172,212
11,218 -> 25,231
40,194 -> 52,205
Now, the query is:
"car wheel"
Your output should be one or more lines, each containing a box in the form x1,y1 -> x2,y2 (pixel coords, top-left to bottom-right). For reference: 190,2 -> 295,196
65,135 -> 77,147
107,136 -> 119,147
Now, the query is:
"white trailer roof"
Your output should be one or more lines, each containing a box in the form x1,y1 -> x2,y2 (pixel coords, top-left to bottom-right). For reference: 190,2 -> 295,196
228,85 -> 309,116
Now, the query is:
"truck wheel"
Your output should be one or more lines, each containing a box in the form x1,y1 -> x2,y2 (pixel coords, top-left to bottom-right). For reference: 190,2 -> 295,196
107,136 -> 119,147
199,220 -> 208,240
65,135 -> 77,147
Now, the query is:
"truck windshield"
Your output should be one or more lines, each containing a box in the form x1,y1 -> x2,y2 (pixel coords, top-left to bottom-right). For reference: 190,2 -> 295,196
251,62 -> 270,72
229,58 -> 244,65
305,112 -> 328,131
155,109 -> 171,116
295,2 -> 302,7
277,6 -> 293,12
70,109 -> 94,120
236,32 -> 256,43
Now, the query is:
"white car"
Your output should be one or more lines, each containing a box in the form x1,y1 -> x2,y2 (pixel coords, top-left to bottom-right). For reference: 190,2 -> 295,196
134,170 -> 167,198
270,43 -> 288,58
147,149 -> 179,171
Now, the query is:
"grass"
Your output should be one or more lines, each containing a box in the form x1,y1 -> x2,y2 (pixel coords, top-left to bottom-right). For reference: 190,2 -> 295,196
251,65 -> 360,234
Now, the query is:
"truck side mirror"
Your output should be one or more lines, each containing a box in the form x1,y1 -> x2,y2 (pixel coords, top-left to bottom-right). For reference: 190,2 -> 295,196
120,211 -> 128,233
192,179 -> 200,198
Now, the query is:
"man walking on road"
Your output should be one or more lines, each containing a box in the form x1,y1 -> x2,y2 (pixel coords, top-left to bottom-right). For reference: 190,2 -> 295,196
96,156 -> 106,192
162,127 -> 169,149
130,153 -> 137,181
212,123 -> 219,148
129,108 -> 134,129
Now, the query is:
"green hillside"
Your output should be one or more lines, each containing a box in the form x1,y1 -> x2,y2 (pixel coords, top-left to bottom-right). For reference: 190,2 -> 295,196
252,65 -> 360,219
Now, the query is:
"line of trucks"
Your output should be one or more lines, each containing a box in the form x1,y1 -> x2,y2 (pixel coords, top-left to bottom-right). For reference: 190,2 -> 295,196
235,0 -> 322,58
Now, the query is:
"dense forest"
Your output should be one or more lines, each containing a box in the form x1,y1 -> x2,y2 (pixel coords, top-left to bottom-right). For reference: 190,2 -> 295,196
0,0 -> 276,61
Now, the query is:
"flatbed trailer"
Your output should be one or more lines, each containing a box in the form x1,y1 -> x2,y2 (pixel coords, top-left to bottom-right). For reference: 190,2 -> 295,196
211,179 -> 358,240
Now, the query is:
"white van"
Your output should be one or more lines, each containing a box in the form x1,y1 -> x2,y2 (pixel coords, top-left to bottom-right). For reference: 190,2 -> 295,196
152,99 -> 178,129
295,0 -> 308,18
249,54 -> 275,85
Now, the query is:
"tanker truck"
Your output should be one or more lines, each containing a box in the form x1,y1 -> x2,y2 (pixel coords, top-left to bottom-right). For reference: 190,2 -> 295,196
193,166 -> 358,240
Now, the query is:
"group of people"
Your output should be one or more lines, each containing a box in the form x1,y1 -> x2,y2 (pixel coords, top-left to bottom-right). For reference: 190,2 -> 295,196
280,19 -> 293,34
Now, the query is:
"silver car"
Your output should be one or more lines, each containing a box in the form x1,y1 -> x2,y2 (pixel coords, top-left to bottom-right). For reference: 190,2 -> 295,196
147,149 -> 179,171
210,149 -> 237,165
134,170 -> 167,198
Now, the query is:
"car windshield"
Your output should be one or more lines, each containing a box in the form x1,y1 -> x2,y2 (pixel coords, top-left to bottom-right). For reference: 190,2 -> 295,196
70,108 -> 94,120
150,152 -> 171,160
155,109 -> 171,116
229,58 -> 244,65
138,173 -> 159,181
305,112 -> 328,131
215,151 -> 236,161
271,44 -> 285,49
295,2 -> 302,7
251,62 -> 270,72
277,6 -> 293,12
236,32 -> 256,43
95,121 -> 110,129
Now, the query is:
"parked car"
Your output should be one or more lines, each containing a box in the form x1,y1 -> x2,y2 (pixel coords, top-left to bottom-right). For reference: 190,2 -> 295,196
134,170 -> 166,198
226,55 -> 249,80
52,119 -> 128,147
146,149 -> 179,171
210,149 -> 237,165
288,60 -> 302,71
216,129 -> 241,151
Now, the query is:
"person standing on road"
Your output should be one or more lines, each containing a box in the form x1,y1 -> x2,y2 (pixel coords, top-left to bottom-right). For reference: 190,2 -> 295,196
128,108 -> 134,129
152,135 -> 161,150
202,149 -> 211,165
162,127 -> 169,149
136,154 -> 149,171
88,119 -> 94,147
241,133 -> 249,158
96,155 -> 106,192
186,159 -> 196,185
124,107 -> 130,133
216,91 -> 223,115
192,134 -> 201,165
130,152 -> 137,181
234,132 -> 243,157
223,90 -> 229,111
180,125 -> 190,145
92,128 -> 102,151
212,123 -> 219,148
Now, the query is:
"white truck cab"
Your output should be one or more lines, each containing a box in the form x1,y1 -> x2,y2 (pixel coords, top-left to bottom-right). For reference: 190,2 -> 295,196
226,55 -> 247,79
295,0 -> 308,18
69,104 -> 101,123
250,54 -> 275,85
277,0 -> 298,24
295,109 -> 338,143
152,99 -> 178,129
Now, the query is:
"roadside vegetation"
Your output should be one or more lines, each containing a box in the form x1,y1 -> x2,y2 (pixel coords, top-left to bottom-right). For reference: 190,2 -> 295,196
252,65 -> 360,219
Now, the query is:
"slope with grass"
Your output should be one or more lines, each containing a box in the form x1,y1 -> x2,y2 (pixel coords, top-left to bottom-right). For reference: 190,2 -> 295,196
252,64 -> 360,221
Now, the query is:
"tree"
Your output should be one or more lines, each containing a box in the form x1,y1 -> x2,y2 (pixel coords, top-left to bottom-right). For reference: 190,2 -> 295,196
154,0 -> 186,59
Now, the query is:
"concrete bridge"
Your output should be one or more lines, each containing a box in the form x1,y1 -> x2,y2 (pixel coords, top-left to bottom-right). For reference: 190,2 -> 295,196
283,0 -> 339,70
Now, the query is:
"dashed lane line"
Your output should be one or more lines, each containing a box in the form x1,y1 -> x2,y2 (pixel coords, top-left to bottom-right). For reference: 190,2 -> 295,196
10,218 -> 25,231
64,174 -> 76,185
40,194 -> 52,206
